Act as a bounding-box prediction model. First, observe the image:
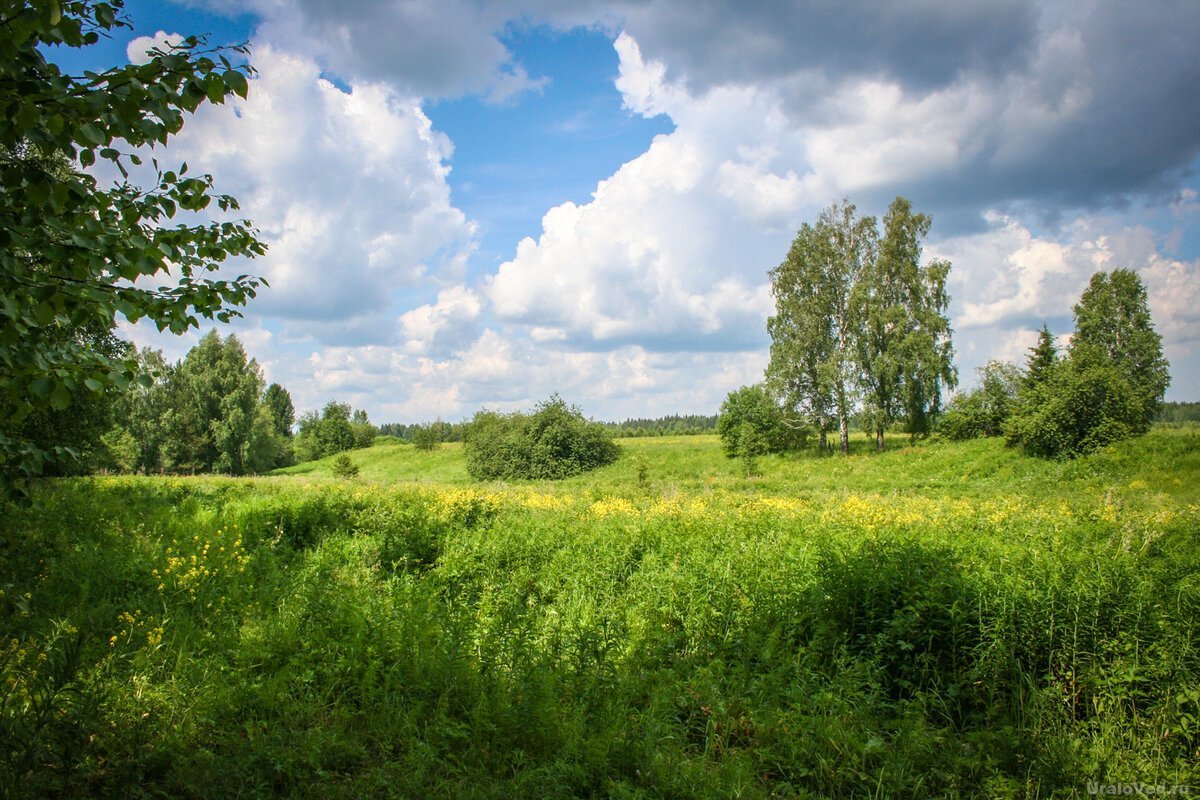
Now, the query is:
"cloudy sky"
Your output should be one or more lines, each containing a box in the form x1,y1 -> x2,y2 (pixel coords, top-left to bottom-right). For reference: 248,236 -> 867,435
61,0 -> 1200,422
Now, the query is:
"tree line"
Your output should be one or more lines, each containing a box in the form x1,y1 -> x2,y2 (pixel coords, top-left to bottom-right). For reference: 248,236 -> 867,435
721,198 -> 1171,462
10,328 -> 381,477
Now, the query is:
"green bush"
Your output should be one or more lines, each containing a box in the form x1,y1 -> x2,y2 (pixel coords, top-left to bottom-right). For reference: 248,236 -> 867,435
331,453 -> 359,479
1005,351 -> 1144,458
463,395 -> 619,480
938,360 -> 1022,440
716,384 -> 804,457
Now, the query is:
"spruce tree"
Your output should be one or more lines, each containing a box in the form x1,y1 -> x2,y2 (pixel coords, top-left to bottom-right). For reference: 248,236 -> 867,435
1024,324 -> 1059,388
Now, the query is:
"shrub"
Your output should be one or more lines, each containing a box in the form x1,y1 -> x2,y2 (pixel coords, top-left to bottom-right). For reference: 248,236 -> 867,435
1005,351 -> 1144,458
463,396 -> 619,480
331,453 -> 359,479
938,360 -> 1022,440
716,384 -> 803,457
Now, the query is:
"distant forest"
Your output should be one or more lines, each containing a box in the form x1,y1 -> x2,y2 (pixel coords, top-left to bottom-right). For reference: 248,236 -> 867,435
378,413 -> 718,443
1159,401 -> 1200,422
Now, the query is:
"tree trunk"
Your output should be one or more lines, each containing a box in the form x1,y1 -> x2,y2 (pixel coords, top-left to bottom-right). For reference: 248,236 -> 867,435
839,414 -> 849,455
819,427 -> 827,452
876,426 -> 885,452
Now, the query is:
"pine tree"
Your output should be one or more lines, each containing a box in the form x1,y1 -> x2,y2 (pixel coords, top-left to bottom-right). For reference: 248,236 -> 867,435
1024,324 -> 1059,388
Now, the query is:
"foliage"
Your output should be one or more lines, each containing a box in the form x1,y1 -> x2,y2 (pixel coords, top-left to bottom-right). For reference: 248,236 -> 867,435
1025,323 -> 1059,389
463,396 -> 620,481
103,338 -> 292,474
0,0 -> 266,491
733,421 -> 764,477
1160,401 -> 1200,423
411,423 -> 442,451
3,322 -> 130,475
851,197 -> 956,449
1072,268 -> 1170,427
1005,349 -> 1145,458
293,401 -> 374,462
2,429 -> 1198,797
378,419 -> 467,443
603,413 -> 718,437
350,408 -> 378,449
1007,270 -> 1169,458
767,200 -> 874,452
938,359 -> 1023,440
174,330 -> 263,474
262,383 -> 295,437
716,384 -> 803,457
330,453 -> 358,479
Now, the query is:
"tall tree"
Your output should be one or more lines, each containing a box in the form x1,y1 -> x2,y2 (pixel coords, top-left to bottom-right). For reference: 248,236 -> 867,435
767,200 -> 876,453
119,347 -> 171,473
852,197 -> 955,450
1071,269 -> 1169,428
175,331 -> 263,474
0,1 -> 265,493
263,383 -> 295,437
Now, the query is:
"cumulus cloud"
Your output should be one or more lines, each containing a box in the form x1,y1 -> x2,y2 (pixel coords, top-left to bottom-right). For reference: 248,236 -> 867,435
126,31 -> 185,65
167,44 -> 475,346
486,34 -> 804,353
146,1 -> 1200,420
399,285 -> 483,357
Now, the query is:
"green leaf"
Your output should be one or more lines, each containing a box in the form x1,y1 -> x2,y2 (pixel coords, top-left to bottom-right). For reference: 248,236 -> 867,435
205,74 -> 227,105
79,123 -> 106,146
50,384 -> 72,411
224,69 -> 249,99
84,377 -> 104,392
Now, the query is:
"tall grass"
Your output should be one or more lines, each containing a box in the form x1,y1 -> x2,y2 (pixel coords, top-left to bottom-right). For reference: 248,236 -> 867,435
1,430 -> 1197,797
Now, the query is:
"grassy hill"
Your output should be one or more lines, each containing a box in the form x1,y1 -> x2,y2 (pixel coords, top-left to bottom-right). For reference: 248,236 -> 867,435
276,427 -> 1200,508
3,428 -> 1198,798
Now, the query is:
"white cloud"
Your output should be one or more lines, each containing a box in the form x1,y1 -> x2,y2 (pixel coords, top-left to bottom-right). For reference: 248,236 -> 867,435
486,36 -> 807,353
934,212 -> 1200,397
167,44 -> 475,346
125,31 -> 184,65
122,4 -> 1200,421
399,285 -> 483,356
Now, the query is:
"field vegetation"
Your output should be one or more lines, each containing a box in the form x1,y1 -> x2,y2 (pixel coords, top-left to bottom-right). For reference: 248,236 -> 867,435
3,429 -> 1198,798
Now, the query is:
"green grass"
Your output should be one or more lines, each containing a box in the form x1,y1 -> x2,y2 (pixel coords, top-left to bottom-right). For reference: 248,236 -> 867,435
3,428 -> 1198,798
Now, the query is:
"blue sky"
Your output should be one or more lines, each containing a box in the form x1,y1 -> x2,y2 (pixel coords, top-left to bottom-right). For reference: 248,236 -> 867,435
58,0 -> 1200,422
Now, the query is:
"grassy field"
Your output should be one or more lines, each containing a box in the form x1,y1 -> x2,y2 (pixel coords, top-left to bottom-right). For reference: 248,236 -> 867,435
2,429 -> 1198,798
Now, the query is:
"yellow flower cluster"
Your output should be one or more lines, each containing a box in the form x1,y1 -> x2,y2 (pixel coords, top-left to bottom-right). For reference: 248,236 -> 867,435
110,609 -> 143,648
517,492 -> 574,511
108,609 -> 166,651
425,487 -> 505,523
589,497 -> 638,518
152,526 -> 249,605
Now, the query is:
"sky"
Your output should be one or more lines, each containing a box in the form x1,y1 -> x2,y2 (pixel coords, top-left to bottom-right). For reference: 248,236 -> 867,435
54,0 -> 1200,423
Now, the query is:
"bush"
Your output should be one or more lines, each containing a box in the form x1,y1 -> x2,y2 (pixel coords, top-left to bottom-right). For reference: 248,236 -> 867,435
716,384 -> 803,457
1005,351 -> 1144,458
463,396 -> 619,480
411,424 -> 441,451
938,360 -> 1022,440
331,453 -> 359,479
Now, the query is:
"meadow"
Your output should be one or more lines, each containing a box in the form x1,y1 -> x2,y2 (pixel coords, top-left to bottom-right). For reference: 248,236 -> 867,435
2,430 -> 1198,798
